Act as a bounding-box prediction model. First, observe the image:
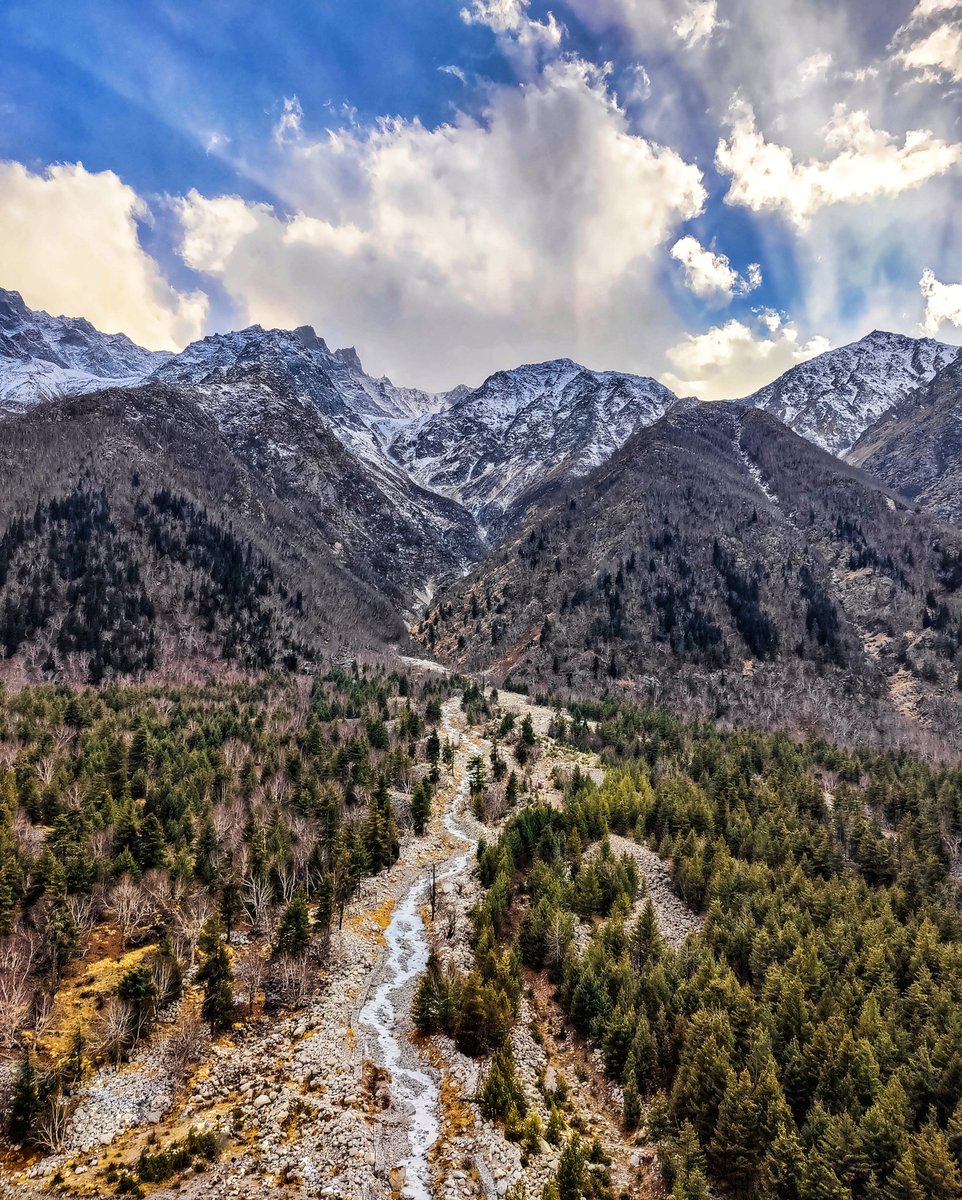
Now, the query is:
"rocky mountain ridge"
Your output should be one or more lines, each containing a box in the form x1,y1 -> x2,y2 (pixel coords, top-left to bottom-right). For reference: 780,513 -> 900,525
735,329 -> 958,456
0,287 -> 170,412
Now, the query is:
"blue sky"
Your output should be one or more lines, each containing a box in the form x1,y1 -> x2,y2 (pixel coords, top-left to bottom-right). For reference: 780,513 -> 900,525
1,0 -> 961,396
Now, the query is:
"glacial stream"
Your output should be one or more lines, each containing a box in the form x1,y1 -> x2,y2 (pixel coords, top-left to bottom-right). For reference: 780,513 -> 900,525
358,702 -> 479,1200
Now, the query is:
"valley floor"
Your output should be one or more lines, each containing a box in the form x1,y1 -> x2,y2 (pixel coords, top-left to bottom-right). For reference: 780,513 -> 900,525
2,686 -> 701,1200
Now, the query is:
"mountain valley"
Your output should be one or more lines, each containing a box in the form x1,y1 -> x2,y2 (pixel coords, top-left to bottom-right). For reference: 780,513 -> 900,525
3,290 -> 962,1200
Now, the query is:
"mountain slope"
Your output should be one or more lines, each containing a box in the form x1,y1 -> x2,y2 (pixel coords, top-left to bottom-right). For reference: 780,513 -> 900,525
736,330 -> 957,456
0,287 -> 169,411
420,401 -> 962,747
388,359 -> 676,537
849,355 -> 962,525
0,381 -> 430,681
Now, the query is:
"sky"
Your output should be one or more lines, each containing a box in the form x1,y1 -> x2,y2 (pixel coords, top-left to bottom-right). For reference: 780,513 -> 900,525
1,0 -> 962,398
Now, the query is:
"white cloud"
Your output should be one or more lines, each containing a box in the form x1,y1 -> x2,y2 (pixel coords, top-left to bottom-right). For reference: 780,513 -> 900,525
460,0 -> 563,68
661,311 -> 830,399
904,0 -> 962,24
0,161 -> 206,350
797,51 -> 833,88
920,268 -> 962,335
673,0 -> 718,46
669,235 -> 760,300
898,22 -> 962,80
274,97 -> 305,144
716,101 -> 962,229
177,60 -> 706,390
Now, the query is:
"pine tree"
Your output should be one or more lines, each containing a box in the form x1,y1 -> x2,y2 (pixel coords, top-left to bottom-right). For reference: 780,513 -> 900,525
117,964 -> 157,1040
556,1136 -> 586,1200
136,813 -> 166,872
196,917 -> 234,1030
479,1042 -> 527,1126
412,778 -> 432,836
454,972 -> 489,1056
710,1068 -> 761,1194
413,951 -> 448,1035
7,1057 -> 40,1142
275,892 -> 311,959
219,877 -> 242,945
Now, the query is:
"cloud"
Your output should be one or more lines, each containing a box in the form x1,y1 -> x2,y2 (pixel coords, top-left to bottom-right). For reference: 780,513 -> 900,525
274,97 -> 305,144
0,161 -> 207,350
460,0 -> 563,68
920,268 -> 962,335
661,310 -> 831,399
673,0 -> 718,46
716,101 -> 962,229
898,21 -> 962,80
797,51 -> 833,88
669,235 -> 760,300
176,60 -> 706,390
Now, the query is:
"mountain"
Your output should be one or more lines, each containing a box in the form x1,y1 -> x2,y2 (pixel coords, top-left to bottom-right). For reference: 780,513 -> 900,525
0,287 -> 169,411
148,322 -> 446,433
420,400 -> 962,747
0,380 -> 424,682
850,354 -> 962,524
387,359 -> 676,538
145,324 -> 483,602
736,330 -> 958,456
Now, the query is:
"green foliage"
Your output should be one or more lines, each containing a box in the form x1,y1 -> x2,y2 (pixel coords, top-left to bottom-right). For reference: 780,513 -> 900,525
196,917 -> 234,1030
136,1128 -> 220,1184
476,695 -> 962,1200
274,892 -> 311,959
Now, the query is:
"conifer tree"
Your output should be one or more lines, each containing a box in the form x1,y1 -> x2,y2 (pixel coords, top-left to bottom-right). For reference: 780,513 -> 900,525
196,916 -> 234,1031
275,892 -> 311,959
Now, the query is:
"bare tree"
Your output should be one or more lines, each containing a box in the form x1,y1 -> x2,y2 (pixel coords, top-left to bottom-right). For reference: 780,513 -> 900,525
35,1091 -> 73,1153
108,876 -> 151,949
274,953 -> 312,1009
173,891 -> 212,968
0,933 -> 35,1048
160,1000 -> 209,1082
235,942 -> 267,1016
244,873 -> 278,941
95,995 -> 134,1065
66,893 -> 100,956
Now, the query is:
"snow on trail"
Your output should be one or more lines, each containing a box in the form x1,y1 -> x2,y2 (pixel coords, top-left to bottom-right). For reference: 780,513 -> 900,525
358,699 -> 484,1200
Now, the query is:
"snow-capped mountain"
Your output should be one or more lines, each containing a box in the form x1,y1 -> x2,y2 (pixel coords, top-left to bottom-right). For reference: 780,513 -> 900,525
736,331 -> 958,457
0,287 -> 169,411
387,359 -> 677,536
148,322 -> 456,478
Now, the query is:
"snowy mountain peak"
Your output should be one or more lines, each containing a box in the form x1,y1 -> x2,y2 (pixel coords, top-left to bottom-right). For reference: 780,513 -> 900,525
387,357 -> 677,534
737,329 -> 958,456
0,287 -> 170,412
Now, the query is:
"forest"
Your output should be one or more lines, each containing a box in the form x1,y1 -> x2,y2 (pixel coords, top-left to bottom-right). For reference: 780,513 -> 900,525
0,665 -> 448,1187
458,693 -> 962,1200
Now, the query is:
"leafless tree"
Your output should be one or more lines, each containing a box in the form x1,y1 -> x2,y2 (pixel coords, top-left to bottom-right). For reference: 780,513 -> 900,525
66,892 -> 100,955
244,874 -> 278,941
108,876 -> 151,949
173,891 -> 212,967
274,953 -> 312,1009
96,995 -> 135,1065
0,933 -> 35,1048
13,811 -> 45,859
160,1000 -> 208,1082
235,942 -> 267,1016
35,1091 -> 73,1153
32,989 -> 56,1042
